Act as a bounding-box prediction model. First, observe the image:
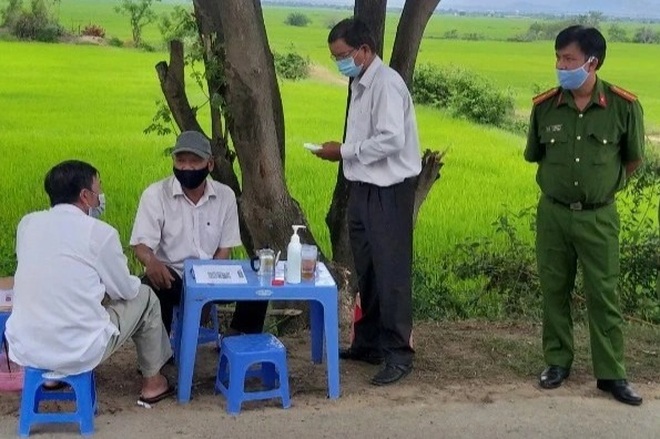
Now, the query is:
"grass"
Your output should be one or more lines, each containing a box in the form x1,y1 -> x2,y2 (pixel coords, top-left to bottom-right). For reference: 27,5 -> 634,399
1,4 -> 659,319
0,39 -> 539,276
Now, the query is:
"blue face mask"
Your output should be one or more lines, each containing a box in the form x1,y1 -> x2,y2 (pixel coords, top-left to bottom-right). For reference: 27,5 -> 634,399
556,57 -> 594,90
335,53 -> 363,78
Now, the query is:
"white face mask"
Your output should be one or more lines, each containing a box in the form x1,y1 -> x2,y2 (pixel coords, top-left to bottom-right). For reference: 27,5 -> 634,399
88,193 -> 106,218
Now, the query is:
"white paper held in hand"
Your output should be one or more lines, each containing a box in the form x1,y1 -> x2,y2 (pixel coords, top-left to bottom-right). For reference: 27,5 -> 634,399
303,142 -> 322,152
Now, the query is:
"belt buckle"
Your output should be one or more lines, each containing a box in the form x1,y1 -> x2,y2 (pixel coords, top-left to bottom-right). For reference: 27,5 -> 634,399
569,201 -> 583,211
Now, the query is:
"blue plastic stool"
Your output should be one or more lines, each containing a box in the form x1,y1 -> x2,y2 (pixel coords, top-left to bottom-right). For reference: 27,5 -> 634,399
215,333 -> 291,415
18,368 -> 96,437
0,311 -> 9,351
171,303 -> 220,360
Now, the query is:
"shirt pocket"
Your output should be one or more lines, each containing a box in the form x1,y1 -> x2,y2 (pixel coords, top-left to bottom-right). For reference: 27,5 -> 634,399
587,129 -> 620,165
539,130 -> 569,164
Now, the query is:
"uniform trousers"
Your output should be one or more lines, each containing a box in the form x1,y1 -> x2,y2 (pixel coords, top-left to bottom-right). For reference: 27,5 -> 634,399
536,195 -> 626,379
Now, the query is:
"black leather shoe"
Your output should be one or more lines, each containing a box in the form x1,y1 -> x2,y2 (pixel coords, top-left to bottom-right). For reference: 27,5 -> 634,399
370,363 -> 412,386
339,347 -> 383,365
597,379 -> 643,406
539,365 -> 570,389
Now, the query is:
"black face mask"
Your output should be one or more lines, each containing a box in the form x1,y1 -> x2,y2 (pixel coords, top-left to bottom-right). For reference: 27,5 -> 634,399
173,167 -> 209,189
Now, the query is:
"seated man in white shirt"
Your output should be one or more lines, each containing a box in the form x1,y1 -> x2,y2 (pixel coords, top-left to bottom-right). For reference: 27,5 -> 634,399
130,131 -> 268,337
6,160 -> 174,405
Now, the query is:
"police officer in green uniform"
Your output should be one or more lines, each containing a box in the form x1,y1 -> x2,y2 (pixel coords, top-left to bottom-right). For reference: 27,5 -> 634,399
525,25 -> 644,406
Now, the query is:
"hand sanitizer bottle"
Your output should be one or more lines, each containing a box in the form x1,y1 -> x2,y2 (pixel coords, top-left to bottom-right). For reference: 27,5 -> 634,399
286,225 -> 305,284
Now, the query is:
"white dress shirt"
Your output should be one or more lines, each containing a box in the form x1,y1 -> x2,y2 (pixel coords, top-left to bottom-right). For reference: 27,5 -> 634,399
340,56 -> 422,187
6,204 -> 142,375
130,176 -> 242,276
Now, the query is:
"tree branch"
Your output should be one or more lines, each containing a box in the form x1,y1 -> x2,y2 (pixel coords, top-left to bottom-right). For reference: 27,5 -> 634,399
155,40 -> 204,133
390,0 -> 441,88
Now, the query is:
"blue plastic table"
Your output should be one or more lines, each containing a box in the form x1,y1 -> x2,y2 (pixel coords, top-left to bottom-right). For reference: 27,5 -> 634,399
176,259 -> 340,403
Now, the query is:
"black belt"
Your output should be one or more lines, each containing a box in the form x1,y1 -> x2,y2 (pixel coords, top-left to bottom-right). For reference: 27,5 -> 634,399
547,196 -> 614,211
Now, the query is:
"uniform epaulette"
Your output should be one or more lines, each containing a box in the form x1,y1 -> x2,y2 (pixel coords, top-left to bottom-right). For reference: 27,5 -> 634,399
532,87 -> 560,106
610,85 -> 637,102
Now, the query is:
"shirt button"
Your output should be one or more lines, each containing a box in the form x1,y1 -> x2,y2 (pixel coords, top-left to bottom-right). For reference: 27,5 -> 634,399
603,139 -> 608,144
574,181 -> 579,186
576,135 -> 581,140
579,114 -> 584,118
550,139 -> 555,144
575,158 -> 580,163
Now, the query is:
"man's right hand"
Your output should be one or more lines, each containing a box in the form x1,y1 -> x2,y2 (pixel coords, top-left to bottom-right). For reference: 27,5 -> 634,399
145,258 -> 175,290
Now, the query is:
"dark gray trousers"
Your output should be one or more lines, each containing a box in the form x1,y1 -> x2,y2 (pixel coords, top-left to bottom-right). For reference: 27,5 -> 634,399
348,178 -> 415,366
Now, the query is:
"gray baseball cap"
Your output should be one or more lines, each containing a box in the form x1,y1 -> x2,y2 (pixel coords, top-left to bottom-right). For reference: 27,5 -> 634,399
172,131 -> 212,160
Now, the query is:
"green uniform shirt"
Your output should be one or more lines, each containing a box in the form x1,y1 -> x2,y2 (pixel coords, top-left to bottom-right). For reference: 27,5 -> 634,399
524,78 -> 645,204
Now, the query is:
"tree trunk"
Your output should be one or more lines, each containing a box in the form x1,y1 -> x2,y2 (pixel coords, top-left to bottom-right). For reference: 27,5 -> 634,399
391,0 -> 445,221
390,0 -> 442,88
214,0 -> 330,330
214,0 -> 301,251
354,0 -> 387,57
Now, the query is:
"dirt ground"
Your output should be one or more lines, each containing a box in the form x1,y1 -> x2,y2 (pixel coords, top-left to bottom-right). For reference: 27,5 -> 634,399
0,321 -> 658,437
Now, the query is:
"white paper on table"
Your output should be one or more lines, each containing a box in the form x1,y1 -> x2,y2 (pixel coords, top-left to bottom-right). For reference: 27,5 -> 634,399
192,265 -> 248,284
0,288 -> 12,311
315,262 -> 336,286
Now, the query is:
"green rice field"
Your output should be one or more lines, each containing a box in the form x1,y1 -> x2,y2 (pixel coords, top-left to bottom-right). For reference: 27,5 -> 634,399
1,1 -> 659,289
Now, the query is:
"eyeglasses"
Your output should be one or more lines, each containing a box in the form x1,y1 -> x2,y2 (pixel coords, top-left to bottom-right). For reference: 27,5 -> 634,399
330,48 -> 357,62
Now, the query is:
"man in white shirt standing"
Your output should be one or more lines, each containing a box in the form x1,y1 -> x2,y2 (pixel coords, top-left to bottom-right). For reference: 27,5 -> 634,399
314,18 -> 422,386
130,131 -> 268,337
6,160 -> 174,405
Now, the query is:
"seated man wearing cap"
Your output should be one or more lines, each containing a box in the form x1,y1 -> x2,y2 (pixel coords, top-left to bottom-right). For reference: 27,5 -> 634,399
130,131 -> 268,338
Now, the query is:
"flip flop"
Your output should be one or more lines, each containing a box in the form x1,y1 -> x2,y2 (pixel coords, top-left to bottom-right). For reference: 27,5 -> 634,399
137,382 -> 176,406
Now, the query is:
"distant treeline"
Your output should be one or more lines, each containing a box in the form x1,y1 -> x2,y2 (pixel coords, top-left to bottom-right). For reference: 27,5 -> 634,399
436,11 -> 660,44
438,9 -> 660,24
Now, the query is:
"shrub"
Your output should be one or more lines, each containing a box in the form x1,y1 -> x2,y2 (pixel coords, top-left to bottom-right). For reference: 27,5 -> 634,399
273,51 -> 310,81
81,23 -> 105,38
463,32 -> 485,41
447,166 -> 660,325
11,11 -> 63,42
442,29 -> 459,39
412,64 -> 515,127
607,23 -> 629,43
1,0 -> 23,28
7,0 -> 64,42
285,12 -> 310,27
617,158 -> 660,323
108,36 -> 123,47
140,42 -> 156,52
632,27 -> 660,44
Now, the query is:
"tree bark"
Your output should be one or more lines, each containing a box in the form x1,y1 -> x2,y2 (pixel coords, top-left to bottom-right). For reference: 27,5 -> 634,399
390,0 -> 442,88
215,0 -> 319,257
354,0 -> 387,57
414,149 -> 445,223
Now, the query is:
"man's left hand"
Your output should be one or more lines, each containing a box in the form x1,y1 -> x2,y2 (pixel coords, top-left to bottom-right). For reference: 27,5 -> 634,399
314,141 -> 343,162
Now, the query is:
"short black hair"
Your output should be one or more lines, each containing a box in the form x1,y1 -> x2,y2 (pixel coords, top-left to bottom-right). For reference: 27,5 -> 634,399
328,17 -> 377,53
44,160 -> 99,207
555,25 -> 607,70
